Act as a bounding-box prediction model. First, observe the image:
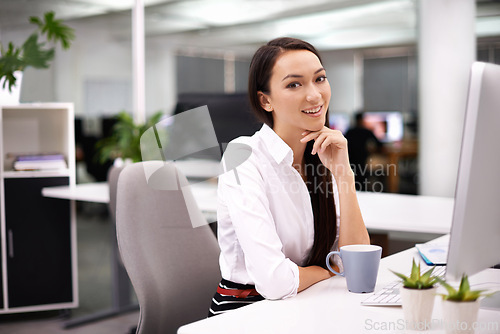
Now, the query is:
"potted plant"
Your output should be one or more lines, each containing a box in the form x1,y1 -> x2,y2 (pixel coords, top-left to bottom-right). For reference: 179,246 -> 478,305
0,11 -> 74,93
437,274 -> 495,334
391,259 -> 440,331
95,111 -> 164,164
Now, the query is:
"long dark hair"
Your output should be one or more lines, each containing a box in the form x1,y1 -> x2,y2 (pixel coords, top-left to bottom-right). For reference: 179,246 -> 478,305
248,37 -> 337,269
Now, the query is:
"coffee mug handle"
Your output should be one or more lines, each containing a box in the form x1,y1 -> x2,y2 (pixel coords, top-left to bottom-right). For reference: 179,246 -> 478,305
326,251 -> 344,277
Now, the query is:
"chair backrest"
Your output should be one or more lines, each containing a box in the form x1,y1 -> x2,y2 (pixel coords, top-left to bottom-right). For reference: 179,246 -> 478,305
107,164 -> 125,222
116,161 -> 221,334
107,163 -> 132,304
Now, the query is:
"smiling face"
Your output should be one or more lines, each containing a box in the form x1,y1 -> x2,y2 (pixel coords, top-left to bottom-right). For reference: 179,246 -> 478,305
258,49 -> 331,137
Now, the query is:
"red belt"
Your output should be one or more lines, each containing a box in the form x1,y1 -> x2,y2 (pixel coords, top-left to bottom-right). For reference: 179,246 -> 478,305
217,286 -> 260,299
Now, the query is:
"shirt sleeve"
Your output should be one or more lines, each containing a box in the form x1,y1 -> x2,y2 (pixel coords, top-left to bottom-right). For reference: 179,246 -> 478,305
219,158 -> 300,300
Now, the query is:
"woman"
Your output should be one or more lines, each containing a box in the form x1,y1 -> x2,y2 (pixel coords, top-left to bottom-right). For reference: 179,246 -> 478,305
209,37 -> 370,317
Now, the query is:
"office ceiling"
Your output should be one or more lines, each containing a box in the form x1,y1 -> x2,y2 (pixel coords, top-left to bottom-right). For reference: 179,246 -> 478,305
1,0 -> 500,52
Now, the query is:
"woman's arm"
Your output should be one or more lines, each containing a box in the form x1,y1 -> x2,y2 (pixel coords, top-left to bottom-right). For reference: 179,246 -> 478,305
301,127 -> 370,248
335,173 -> 370,247
298,265 -> 337,292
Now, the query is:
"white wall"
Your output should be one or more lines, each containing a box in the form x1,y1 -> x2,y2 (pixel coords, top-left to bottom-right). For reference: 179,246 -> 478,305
418,0 -> 476,197
321,49 -> 363,118
55,20 -> 131,118
4,18 -> 367,126
145,40 -> 177,116
7,16 -> 177,120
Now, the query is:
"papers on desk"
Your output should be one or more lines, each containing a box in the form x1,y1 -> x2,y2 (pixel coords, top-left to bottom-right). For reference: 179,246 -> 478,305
415,243 -> 448,266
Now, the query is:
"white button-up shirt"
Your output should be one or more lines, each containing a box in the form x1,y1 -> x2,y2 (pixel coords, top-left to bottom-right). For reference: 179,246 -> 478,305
217,124 -> 340,300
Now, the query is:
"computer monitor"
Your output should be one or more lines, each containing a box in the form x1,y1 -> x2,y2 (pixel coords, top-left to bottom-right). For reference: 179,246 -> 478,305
446,62 -> 500,307
362,111 -> 404,143
172,92 -> 261,160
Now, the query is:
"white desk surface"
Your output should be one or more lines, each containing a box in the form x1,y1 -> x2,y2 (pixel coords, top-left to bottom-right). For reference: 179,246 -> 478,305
43,182 -> 453,235
41,159 -> 220,205
356,192 -> 454,235
42,182 -> 110,203
41,181 -> 218,213
178,240 -> 500,334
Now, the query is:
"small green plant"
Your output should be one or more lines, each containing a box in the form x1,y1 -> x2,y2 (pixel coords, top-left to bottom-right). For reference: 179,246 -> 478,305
437,274 -> 495,302
95,111 -> 164,164
391,258 -> 439,289
0,11 -> 75,92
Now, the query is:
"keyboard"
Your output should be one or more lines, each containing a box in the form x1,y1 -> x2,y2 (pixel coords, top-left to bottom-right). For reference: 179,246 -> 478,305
361,266 -> 446,306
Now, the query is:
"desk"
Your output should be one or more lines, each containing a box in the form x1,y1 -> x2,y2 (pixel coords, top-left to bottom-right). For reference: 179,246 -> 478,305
43,184 -> 453,235
356,192 -> 453,235
42,182 -> 109,203
42,181 -> 218,221
357,192 -> 453,257
41,159 -> 221,206
178,240 -> 500,334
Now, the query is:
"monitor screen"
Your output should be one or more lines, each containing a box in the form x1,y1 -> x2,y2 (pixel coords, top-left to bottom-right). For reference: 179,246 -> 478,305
174,92 -> 261,144
171,93 -> 261,161
362,111 -> 403,143
446,62 -> 500,293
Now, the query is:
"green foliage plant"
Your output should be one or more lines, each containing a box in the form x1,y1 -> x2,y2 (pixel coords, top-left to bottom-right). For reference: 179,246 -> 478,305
0,11 -> 75,92
437,274 -> 495,302
96,111 -> 164,164
391,258 -> 439,289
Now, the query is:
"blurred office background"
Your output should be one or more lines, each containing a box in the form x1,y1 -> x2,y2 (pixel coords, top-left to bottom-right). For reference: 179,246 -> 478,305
1,0 -> 500,331
2,0 -> 500,196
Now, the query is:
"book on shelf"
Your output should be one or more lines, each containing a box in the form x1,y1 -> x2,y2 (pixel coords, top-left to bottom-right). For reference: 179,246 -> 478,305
12,153 -> 67,171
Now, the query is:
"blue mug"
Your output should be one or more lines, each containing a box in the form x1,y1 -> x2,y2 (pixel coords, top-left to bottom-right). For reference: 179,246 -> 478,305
326,244 -> 382,293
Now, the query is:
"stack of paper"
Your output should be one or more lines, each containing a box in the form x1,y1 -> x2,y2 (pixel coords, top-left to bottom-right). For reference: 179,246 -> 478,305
415,243 -> 448,266
13,154 -> 67,171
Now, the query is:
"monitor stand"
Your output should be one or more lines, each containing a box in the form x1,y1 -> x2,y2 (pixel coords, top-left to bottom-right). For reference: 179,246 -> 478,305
475,267 -> 500,311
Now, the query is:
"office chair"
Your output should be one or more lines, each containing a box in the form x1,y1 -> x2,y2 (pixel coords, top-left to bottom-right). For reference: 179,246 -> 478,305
108,163 -> 123,220
107,163 -> 136,312
115,162 -> 221,334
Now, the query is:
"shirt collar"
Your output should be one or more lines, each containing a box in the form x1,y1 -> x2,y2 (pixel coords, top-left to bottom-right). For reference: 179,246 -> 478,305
259,124 -> 294,166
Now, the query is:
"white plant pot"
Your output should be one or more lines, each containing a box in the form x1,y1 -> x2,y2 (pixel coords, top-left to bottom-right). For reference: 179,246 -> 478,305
441,299 -> 480,334
0,70 -> 23,105
400,286 -> 437,331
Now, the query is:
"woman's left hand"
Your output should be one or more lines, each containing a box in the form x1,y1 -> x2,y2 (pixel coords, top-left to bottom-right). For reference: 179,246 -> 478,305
300,126 -> 352,176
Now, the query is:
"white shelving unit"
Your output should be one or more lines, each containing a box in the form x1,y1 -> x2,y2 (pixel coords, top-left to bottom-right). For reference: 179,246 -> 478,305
0,103 -> 78,314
